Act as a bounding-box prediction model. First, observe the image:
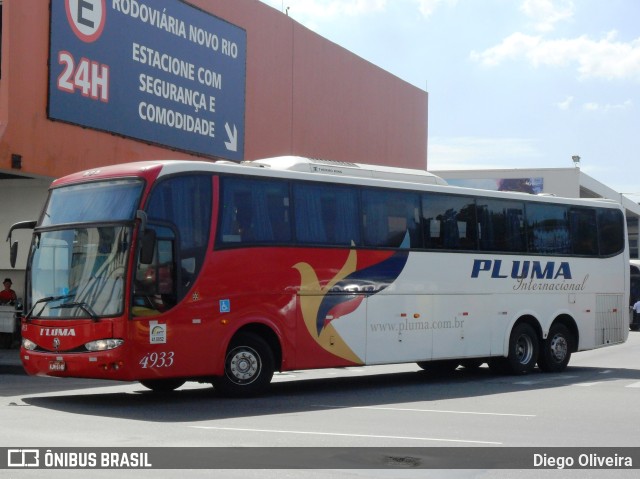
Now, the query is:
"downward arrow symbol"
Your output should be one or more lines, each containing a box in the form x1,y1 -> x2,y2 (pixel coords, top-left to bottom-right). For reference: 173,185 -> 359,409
225,123 -> 238,152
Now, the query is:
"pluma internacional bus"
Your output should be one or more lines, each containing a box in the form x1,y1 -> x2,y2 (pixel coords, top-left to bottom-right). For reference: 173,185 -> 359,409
9,157 -> 629,396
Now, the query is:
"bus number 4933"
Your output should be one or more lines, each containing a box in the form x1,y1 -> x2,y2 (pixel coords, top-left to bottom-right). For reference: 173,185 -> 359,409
139,352 -> 175,369
57,51 -> 110,102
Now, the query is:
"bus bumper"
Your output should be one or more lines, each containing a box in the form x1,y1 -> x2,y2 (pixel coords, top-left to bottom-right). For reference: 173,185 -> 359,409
20,348 -> 131,380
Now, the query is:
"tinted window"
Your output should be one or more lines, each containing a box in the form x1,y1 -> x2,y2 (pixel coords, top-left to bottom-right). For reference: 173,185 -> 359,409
133,226 -> 178,315
570,208 -> 598,255
293,183 -> 360,246
477,199 -> 525,252
598,208 -> 625,256
214,175 -> 625,259
422,194 -> 477,250
219,177 -> 291,244
147,176 -> 212,251
146,174 -> 212,300
526,203 -> 570,254
362,189 -> 420,247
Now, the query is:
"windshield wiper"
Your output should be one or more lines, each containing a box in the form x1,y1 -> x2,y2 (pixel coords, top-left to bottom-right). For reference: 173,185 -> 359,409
51,302 -> 99,321
25,294 -> 74,320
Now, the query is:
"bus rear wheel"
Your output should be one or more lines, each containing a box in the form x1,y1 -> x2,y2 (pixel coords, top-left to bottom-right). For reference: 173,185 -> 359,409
538,324 -> 572,372
214,333 -> 274,397
505,323 -> 539,374
140,379 -> 185,392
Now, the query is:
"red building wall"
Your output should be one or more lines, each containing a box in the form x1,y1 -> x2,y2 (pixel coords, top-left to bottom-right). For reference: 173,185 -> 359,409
0,0 -> 427,178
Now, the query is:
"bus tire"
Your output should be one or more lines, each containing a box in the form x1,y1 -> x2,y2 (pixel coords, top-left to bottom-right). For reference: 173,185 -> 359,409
537,324 -> 572,373
506,323 -> 539,374
214,332 -> 274,397
140,379 -> 185,392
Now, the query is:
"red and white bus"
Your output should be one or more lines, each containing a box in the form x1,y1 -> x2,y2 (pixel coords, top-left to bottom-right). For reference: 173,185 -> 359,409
10,157 -> 629,395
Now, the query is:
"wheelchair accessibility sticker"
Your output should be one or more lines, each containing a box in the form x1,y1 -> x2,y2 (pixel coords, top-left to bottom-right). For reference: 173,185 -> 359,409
219,299 -> 231,313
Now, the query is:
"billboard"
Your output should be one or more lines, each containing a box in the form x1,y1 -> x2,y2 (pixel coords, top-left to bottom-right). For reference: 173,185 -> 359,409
446,178 -> 544,194
48,0 -> 247,161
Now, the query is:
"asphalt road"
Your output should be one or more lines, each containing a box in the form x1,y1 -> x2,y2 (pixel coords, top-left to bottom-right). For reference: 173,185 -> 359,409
1,332 -> 640,478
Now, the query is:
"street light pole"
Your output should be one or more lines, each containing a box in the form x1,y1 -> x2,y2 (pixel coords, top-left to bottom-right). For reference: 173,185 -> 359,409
572,155 -> 581,168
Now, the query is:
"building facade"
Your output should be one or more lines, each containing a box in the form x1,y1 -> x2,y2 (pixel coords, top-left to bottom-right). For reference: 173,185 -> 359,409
0,0 -> 428,293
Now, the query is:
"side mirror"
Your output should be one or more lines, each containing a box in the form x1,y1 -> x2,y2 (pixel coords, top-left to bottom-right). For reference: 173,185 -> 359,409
140,229 -> 156,265
10,242 -> 18,268
6,220 -> 37,268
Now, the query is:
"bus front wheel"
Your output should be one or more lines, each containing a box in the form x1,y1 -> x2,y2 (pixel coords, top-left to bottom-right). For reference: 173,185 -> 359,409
214,332 -> 274,397
537,324 -> 572,373
505,323 -> 539,374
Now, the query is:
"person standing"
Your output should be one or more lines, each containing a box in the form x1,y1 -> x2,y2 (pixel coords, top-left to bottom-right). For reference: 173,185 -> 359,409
633,299 -> 640,321
0,278 -> 17,304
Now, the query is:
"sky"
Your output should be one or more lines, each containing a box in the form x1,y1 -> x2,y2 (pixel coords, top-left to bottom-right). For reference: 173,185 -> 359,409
258,0 -> 640,201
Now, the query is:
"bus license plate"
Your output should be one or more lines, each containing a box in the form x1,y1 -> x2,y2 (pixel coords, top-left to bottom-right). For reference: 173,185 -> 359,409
49,360 -> 66,372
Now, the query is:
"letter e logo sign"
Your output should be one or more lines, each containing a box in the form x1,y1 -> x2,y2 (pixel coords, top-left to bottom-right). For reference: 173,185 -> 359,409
65,0 -> 106,43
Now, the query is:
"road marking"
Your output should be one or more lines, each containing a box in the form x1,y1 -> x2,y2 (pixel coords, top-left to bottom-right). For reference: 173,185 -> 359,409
514,375 -> 579,386
626,382 -> 640,388
312,404 -> 535,417
272,372 -> 297,380
190,426 -> 501,445
574,382 -> 601,387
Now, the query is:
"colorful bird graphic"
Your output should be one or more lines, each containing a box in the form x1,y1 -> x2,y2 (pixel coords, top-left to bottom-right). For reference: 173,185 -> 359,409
294,233 -> 410,363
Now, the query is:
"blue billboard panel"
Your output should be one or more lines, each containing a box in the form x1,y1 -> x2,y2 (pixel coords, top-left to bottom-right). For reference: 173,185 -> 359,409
446,178 -> 544,194
49,0 -> 246,161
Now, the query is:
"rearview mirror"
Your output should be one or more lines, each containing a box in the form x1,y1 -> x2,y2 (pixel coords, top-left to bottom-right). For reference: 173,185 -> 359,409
6,220 -> 37,268
10,242 -> 18,268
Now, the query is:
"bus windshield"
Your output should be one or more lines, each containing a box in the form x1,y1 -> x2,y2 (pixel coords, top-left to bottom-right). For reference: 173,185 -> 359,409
29,226 -> 131,319
41,179 -> 144,226
26,179 -> 144,319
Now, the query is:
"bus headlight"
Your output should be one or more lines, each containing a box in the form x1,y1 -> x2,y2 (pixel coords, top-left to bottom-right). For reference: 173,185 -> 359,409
22,338 -> 37,351
85,339 -> 124,352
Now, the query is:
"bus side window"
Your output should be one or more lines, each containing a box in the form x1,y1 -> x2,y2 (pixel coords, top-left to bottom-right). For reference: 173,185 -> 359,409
422,194 -> 477,250
133,234 -> 176,316
362,189 -> 420,248
234,195 -> 255,241
144,174 -> 212,304
293,183 -> 360,246
598,208 -> 625,256
477,199 -> 525,252
526,203 -> 570,254
219,177 -> 291,244
570,208 -> 597,255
